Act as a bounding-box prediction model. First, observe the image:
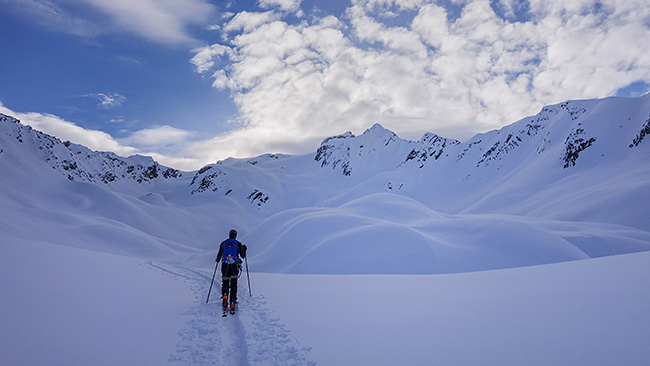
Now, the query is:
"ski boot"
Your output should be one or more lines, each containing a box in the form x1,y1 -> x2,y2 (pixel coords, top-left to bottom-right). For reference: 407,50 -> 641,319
222,295 -> 229,317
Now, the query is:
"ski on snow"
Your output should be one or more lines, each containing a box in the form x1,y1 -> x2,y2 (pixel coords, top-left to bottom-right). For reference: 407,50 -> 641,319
222,303 -> 237,317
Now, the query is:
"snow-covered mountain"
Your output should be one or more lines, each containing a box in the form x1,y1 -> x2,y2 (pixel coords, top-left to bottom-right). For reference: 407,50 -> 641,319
3,94 -> 650,366
2,94 -> 650,273
0,114 -> 183,184
189,96 -> 650,222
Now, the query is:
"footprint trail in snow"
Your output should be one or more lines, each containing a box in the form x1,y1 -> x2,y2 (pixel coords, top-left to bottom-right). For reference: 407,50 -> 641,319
147,262 -> 315,366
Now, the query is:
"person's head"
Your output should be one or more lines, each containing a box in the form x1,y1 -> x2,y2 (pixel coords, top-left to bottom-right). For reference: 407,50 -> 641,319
229,229 -> 237,239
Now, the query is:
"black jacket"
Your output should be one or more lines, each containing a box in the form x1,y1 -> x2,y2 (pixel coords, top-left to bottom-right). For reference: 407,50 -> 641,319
216,240 -> 247,263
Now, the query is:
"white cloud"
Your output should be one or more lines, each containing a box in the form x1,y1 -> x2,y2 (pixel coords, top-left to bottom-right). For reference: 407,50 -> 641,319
84,93 -> 126,109
191,44 -> 232,74
259,0 -> 302,14
411,4 -> 449,48
4,0 -> 215,46
0,101 -> 138,157
222,11 -> 280,33
81,0 -> 215,45
187,0 -> 650,162
0,101 -> 208,171
116,126 -> 211,170
210,69 -> 232,89
119,125 -> 195,147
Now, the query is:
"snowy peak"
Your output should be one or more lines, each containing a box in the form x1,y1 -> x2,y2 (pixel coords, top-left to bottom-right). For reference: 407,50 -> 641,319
360,123 -> 396,140
454,96 -> 650,173
313,95 -> 650,179
187,156 -> 283,211
315,131 -> 355,176
357,123 -> 402,151
315,123 -> 435,176
0,113 -> 183,184
314,124 -> 405,175
320,131 -> 355,144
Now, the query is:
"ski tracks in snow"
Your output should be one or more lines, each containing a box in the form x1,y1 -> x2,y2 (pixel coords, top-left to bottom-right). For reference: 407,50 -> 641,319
146,262 -> 315,366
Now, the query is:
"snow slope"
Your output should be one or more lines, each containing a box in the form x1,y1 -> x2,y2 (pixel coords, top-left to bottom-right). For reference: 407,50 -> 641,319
257,250 -> 650,366
0,239 -> 193,366
2,94 -> 650,365
0,237 -> 314,366
4,236 -> 647,366
3,236 -> 648,365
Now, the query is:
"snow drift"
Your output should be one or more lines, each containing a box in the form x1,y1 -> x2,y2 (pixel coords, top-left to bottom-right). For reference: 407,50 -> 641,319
247,193 -> 650,274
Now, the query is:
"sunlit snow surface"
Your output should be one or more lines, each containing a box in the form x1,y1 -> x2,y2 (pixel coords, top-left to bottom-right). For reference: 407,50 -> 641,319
1,95 -> 650,365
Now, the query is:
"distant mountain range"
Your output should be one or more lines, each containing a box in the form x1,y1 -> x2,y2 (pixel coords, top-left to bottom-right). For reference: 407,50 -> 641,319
2,94 -> 650,273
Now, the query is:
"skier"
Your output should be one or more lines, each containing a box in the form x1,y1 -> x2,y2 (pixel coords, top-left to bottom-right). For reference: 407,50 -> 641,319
216,229 -> 247,314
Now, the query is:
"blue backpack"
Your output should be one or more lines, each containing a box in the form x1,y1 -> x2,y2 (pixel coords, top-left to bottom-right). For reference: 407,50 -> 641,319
222,238 -> 238,264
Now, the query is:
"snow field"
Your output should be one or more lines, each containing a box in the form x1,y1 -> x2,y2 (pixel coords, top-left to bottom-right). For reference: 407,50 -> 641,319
157,262 -> 315,366
0,239 -> 315,366
246,193 -> 650,274
0,239 -> 193,366
255,250 -> 650,366
3,237 -> 649,366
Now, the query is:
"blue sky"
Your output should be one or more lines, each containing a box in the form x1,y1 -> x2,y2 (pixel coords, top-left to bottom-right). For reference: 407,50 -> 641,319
1,0 -> 649,170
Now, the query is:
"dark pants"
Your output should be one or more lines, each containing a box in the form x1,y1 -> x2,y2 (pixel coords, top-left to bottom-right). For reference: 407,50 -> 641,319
221,262 -> 240,304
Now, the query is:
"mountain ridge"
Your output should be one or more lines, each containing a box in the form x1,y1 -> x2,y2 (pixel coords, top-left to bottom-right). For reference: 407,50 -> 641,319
3,94 -> 649,186
0,114 -> 183,185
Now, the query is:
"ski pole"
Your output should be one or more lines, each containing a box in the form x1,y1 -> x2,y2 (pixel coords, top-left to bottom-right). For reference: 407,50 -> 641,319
245,256 -> 252,297
206,261 -> 219,304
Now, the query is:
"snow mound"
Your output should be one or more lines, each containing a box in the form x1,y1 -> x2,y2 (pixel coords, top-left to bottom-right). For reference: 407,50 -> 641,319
247,193 -> 643,274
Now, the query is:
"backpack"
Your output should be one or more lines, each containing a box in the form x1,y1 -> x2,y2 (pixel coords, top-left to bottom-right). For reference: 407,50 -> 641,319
222,238 -> 238,264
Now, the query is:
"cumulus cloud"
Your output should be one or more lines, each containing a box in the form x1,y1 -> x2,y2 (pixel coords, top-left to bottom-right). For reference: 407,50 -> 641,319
222,11 -> 280,33
189,0 -> 650,162
259,0 -> 303,14
190,44 -> 232,74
